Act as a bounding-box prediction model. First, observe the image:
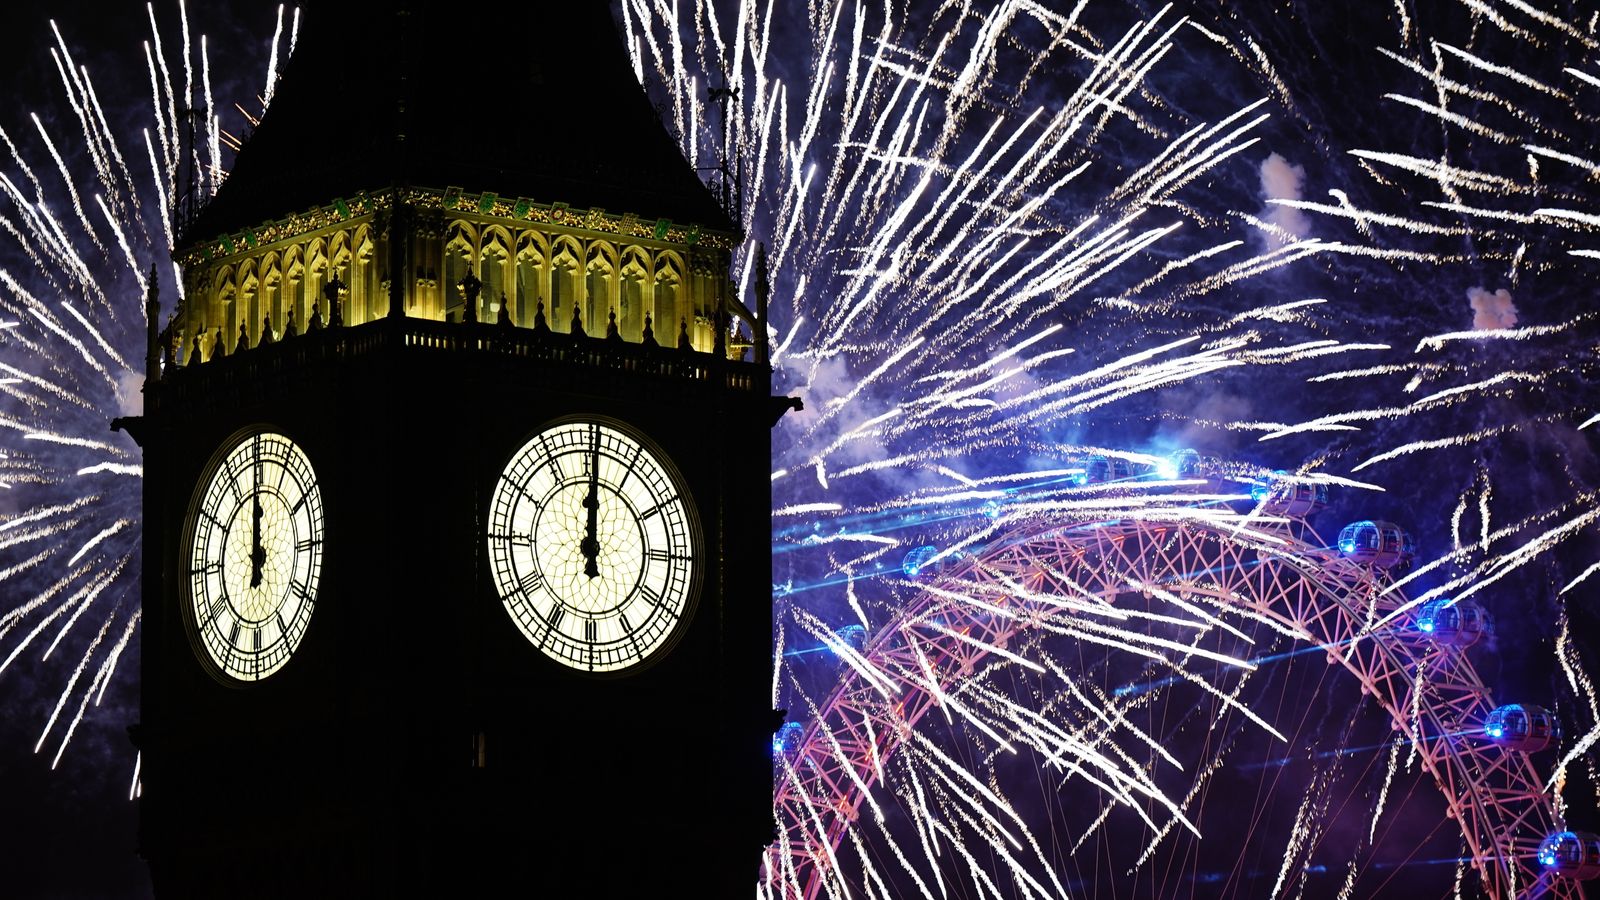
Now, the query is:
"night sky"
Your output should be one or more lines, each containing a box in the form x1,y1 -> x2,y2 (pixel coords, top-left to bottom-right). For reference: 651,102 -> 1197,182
2,1 -> 1598,897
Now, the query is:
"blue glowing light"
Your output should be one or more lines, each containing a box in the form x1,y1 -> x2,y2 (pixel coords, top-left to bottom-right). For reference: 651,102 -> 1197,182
1154,459 -> 1180,480
902,545 -> 939,579
1419,621 -> 1434,633
833,624 -> 867,654
1539,839 -> 1562,868
1339,540 -> 1357,553
1250,481 -> 1271,502
773,721 -> 805,757
1070,471 -> 1089,487
1487,725 -> 1503,738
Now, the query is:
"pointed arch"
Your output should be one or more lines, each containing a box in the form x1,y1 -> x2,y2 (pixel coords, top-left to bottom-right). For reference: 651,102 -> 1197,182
584,240 -> 618,337
514,230 -> 550,327
480,225 -> 514,324
550,235 -> 583,333
443,220 -> 478,322
654,251 -> 686,346
618,246 -> 652,341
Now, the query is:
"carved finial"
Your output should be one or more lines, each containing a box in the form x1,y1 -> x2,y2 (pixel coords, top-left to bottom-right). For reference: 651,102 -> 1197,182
533,299 -> 549,333
678,317 -> 691,350
754,242 -> 771,366
212,327 -> 227,360
570,300 -> 584,337
160,330 -> 174,371
189,333 -> 202,366
713,309 -> 727,357
259,316 -> 275,347
458,270 -> 482,324
641,314 -> 657,348
309,300 -> 324,331
497,291 -> 512,327
606,308 -> 621,340
284,308 -> 298,338
144,267 -> 161,382
237,321 -> 250,353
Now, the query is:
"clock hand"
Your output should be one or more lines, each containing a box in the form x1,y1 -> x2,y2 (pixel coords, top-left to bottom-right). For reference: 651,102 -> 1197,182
250,439 -> 265,588
581,425 -> 601,579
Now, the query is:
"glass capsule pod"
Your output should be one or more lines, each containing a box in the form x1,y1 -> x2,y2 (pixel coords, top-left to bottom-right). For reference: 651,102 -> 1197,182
902,545 -> 939,579
1251,470 -> 1330,518
1082,455 -> 1132,484
1337,520 -> 1415,569
1483,704 -> 1560,752
1155,448 -> 1201,480
833,623 -> 867,654
1414,598 -> 1492,648
1538,831 -> 1600,879
773,721 -> 806,757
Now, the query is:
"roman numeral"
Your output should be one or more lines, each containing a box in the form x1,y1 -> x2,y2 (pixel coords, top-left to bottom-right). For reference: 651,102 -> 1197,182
647,549 -> 689,563
229,621 -> 241,648
618,611 -> 632,636
519,570 -> 545,595
209,596 -> 229,622
545,606 -> 565,631
583,619 -> 597,644
535,435 -> 563,479
296,538 -> 320,553
191,561 -> 220,576
252,628 -> 262,651
640,584 -> 662,608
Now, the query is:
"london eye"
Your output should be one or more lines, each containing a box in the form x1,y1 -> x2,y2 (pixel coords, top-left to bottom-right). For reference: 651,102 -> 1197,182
768,458 -> 1588,899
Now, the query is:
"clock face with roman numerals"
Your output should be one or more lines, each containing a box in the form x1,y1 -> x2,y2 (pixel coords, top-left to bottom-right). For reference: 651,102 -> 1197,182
185,430 -> 323,683
487,419 -> 698,673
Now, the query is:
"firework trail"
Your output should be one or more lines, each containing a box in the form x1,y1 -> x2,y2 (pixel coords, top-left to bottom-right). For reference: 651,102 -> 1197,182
0,0 -> 289,834
0,0 -> 1595,896
625,0 -> 1599,896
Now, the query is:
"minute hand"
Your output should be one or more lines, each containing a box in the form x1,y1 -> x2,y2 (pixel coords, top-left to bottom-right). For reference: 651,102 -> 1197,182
580,429 -> 601,579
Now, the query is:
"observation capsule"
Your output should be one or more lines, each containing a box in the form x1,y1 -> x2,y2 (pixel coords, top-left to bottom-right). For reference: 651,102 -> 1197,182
1483,704 -> 1560,752
902,545 -> 939,579
1337,520 -> 1415,569
833,623 -> 867,654
1155,448 -> 1201,480
1414,598 -> 1492,648
1083,455 -> 1132,484
1538,831 -> 1600,879
773,721 -> 806,757
1250,470 -> 1330,518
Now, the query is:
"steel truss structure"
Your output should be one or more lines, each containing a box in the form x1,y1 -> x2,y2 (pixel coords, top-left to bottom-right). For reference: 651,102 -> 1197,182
767,495 -> 1580,899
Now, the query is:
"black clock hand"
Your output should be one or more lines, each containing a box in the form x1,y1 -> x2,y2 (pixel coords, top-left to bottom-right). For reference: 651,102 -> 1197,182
581,425 -> 601,579
250,440 -> 265,588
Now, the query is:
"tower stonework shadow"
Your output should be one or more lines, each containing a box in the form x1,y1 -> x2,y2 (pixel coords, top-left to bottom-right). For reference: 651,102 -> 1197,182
124,3 -> 778,896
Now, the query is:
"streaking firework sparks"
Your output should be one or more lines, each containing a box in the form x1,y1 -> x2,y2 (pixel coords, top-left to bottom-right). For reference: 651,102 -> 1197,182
0,0 -> 1595,897
621,0 -> 1598,897
1,3 -> 294,782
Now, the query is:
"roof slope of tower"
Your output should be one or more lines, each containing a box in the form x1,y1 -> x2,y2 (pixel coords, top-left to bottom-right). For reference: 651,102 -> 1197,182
181,1 -> 733,247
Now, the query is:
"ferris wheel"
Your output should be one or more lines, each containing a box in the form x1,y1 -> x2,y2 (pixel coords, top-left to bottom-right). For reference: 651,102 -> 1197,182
767,457 -> 1595,899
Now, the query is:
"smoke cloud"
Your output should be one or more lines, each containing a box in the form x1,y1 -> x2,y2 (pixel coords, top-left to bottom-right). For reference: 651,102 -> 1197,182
1467,286 -> 1518,330
1258,152 -> 1310,246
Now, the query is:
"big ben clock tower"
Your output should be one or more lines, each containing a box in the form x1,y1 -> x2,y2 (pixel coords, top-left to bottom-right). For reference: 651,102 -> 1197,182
121,2 -> 781,896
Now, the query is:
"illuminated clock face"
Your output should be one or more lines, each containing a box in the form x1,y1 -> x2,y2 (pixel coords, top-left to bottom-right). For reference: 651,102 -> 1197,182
487,420 -> 697,673
185,430 -> 323,682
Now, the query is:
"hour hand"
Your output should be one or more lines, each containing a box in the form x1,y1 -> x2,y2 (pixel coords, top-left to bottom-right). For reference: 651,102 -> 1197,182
581,473 -> 601,579
249,495 -> 266,587
580,427 -> 601,579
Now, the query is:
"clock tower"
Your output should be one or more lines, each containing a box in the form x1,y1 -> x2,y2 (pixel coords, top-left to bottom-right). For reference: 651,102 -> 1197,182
122,3 -> 781,896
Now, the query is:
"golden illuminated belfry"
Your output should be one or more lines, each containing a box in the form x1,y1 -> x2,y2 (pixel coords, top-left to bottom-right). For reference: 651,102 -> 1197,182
124,2 -> 784,897
172,183 -> 743,355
